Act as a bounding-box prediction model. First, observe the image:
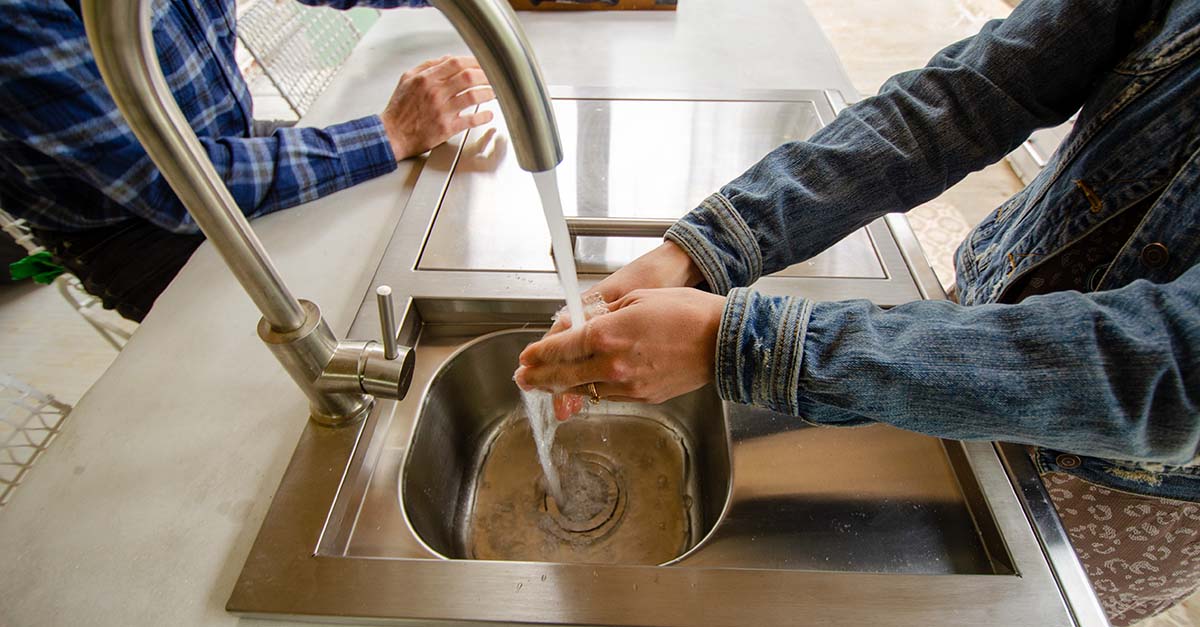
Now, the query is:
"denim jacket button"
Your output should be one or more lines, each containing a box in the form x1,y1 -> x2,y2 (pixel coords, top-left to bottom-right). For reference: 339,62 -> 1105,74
1056,454 -> 1082,469
1140,243 -> 1169,268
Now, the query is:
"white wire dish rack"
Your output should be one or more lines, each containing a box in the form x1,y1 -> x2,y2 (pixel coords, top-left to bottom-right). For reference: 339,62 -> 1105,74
0,375 -> 72,508
236,1 -> 378,119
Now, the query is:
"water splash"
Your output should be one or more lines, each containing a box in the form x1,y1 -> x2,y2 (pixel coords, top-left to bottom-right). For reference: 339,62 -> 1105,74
521,389 -> 562,503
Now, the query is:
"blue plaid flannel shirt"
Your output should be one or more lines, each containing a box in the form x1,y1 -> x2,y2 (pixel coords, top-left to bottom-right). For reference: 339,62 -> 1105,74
0,0 -> 429,234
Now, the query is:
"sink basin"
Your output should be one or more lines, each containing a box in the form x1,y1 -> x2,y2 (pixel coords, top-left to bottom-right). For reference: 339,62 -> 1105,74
401,330 -> 731,564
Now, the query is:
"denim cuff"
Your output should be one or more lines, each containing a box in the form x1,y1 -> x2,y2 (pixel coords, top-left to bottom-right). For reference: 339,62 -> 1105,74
665,193 -> 762,295
716,287 -> 814,415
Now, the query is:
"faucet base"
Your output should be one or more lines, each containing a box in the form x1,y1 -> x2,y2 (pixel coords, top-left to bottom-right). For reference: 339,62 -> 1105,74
258,300 -> 373,427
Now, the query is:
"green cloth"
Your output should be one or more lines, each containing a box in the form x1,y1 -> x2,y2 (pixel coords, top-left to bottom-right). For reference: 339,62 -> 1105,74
9,251 -> 64,284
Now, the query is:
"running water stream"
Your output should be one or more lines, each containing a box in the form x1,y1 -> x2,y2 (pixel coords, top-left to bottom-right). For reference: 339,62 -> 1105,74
522,169 -> 586,505
533,170 -> 585,325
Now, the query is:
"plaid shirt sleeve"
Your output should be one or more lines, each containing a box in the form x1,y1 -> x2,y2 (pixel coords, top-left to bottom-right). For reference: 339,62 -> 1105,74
0,1 -> 402,235
199,116 -> 397,232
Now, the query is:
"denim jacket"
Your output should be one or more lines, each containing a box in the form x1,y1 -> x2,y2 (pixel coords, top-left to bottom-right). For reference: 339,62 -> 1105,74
665,0 -> 1200,501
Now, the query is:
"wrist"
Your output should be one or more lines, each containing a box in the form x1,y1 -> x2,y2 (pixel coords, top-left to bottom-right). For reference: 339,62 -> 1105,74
658,240 -> 705,287
380,115 -> 409,162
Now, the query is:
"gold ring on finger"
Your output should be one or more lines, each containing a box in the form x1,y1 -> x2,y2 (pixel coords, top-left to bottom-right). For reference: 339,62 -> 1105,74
587,382 -> 601,405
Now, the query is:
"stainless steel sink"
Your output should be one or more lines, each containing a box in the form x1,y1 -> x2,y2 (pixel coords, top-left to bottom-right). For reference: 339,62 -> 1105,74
401,330 -> 731,565
315,310 -> 1009,576
228,90 -> 1106,625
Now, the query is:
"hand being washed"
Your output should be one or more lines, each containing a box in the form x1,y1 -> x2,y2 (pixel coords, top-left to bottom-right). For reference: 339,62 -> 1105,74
522,240 -> 709,420
514,287 -> 726,413
543,240 -> 706,339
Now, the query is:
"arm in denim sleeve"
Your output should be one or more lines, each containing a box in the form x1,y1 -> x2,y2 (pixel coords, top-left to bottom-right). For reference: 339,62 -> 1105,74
718,263 -> 1200,464
666,0 -> 1149,294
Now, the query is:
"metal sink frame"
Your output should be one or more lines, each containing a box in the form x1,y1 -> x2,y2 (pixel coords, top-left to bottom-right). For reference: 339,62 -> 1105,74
228,89 -> 1107,626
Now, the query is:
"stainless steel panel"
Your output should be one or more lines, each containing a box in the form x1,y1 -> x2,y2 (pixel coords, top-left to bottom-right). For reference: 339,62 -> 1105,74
418,98 -> 884,277
229,88 -> 1102,625
355,88 -> 919,308
230,305 -> 1079,625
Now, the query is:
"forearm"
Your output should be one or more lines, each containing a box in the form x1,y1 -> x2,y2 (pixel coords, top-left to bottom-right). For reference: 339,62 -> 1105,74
718,264 -> 1200,464
194,116 -> 397,228
98,116 -> 396,234
668,0 -> 1147,294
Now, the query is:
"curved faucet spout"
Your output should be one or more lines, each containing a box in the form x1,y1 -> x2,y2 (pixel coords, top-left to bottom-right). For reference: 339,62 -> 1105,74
432,0 -> 563,172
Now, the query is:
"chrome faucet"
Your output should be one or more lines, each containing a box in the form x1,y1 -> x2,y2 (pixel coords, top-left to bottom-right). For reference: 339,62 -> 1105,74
80,0 -> 563,425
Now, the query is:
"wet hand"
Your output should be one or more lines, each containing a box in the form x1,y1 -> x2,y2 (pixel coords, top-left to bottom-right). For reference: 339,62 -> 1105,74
382,56 -> 495,160
514,288 -> 726,410
590,240 -> 704,306
547,241 -> 705,336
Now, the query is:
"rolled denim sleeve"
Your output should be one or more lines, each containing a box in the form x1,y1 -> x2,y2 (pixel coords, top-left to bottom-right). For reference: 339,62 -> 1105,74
667,0 -> 1149,291
718,264 -> 1200,465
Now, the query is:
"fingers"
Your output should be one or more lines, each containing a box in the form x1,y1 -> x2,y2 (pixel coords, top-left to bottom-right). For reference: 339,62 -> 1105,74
548,314 -> 571,335
586,276 -> 628,305
563,381 -> 639,403
404,55 -> 451,79
447,109 -> 495,135
514,357 -> 607,392
553,393 -> 584,421
442,68 -> 490,101
605,289 -> 646,312
518,323 -> 590,367
421,55 -> 480,81
589,285 -> 621,306
447,86 -> 495,112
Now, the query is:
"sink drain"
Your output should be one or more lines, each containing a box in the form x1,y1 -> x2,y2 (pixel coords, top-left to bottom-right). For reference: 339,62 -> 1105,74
468,412 -> 692,564
543,452 -> 625,542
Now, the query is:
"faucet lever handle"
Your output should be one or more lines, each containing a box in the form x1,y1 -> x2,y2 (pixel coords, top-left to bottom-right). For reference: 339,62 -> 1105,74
376,286 -> 398,361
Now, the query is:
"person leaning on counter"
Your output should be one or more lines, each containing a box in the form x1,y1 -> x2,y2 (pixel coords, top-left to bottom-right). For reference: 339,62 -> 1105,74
0,0 -> 490,322
515,0 -> 1200,624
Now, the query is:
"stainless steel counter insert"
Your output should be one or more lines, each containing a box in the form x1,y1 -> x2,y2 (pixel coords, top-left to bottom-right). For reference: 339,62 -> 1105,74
418,97 -> 884,278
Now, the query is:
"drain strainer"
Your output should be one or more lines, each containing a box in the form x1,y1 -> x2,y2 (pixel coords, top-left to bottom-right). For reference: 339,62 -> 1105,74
542,452 -> 625,542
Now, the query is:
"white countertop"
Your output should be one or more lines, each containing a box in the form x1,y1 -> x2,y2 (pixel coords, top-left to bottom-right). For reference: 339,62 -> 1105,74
0,4 -> 852,625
